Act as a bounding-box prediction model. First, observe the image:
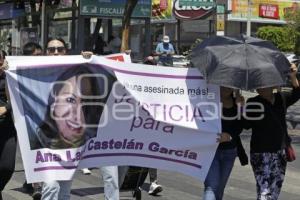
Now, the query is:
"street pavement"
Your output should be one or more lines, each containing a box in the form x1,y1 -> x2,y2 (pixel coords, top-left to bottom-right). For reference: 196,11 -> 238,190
3,90 -> 300,200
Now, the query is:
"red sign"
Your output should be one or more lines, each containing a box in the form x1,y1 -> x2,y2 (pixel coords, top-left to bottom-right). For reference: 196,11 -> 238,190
259,4 -> 279,19
173,0 -> 214,20
107,55 -> 125,62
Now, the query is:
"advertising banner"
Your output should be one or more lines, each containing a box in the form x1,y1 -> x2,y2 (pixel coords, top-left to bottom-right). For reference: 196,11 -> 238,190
228,0 -> 300,24
152,0 -> 173,20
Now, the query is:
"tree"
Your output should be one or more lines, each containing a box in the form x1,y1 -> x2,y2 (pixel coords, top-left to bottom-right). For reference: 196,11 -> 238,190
120,0 -> 138,52
256,26 -> 297,52
284,8 -> 300,55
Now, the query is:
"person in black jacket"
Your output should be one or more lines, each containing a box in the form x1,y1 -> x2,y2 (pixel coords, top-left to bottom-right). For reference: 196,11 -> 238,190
244,63 -> 300,200
203,87 -> 245,200
0,50 -> 17,200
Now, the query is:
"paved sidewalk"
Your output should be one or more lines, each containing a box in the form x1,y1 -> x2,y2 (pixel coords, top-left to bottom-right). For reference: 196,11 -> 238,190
3,134 -> 300,200
3,90 -> 300,199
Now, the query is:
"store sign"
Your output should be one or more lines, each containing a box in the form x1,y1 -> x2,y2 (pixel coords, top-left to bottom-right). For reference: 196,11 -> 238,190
217,5 -> 225,32
217,4 -> 225,14
228,0 -> 300,24
173,0 -> 215,20
152,0 -> 173,20
259,4 -> 279,19
179,0 -> 215,7
80,0 -> 151,18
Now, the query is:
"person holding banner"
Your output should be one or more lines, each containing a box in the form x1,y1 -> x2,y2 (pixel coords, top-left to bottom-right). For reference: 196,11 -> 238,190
21,42 -> 43,200
0,50 -> 17,200
41,39 -> 121,200
203,87 -> 245,200
38,38 -> 72,200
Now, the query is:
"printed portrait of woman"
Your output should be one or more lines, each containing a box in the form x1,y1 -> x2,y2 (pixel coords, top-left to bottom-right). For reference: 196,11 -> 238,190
32,66 -> 113,149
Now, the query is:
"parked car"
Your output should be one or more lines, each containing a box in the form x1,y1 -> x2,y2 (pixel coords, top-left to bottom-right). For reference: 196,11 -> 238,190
172,55 -> 190,68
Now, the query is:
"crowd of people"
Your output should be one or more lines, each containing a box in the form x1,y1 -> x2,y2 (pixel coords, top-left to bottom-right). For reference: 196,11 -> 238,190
0,35 -> 299,200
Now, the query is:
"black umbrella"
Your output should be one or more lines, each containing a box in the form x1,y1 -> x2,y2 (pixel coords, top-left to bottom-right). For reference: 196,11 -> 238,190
190,35 -> 290,90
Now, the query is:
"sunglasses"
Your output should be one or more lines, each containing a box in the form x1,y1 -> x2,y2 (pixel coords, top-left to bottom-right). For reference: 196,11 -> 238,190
47,46 -> 66,53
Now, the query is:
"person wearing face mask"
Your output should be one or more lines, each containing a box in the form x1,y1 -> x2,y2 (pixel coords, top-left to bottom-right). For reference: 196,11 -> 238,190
155,35 -> 175,67
0,50 -> 17,200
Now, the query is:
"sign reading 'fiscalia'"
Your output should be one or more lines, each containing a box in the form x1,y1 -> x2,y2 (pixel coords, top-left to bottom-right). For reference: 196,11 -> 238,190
80,0 -> 151,18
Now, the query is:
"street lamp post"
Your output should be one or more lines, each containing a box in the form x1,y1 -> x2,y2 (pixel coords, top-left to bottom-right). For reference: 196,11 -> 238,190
41,1 -> 46,48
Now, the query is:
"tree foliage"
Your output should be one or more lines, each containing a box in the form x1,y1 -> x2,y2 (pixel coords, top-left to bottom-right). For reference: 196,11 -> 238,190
285,9 -> 300,55
256,26 -> 298,52
0,31 -> 9,51
185,38 -> 203,58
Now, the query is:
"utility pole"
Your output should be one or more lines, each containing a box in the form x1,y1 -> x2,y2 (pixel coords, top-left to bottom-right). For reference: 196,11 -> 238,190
41,1 -> 46,48
246,0 -> 251,36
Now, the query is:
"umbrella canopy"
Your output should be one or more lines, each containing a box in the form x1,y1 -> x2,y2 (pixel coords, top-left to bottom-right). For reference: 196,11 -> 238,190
190,35 -> 291,90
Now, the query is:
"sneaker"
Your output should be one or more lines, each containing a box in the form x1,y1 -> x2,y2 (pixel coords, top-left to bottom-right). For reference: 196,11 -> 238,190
148,182 -> 163,195
32,186 -> 42,200
81,168 -> 91,175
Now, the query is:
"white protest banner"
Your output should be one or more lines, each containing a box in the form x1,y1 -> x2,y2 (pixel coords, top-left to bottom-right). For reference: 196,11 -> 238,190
6,55 -> 220,183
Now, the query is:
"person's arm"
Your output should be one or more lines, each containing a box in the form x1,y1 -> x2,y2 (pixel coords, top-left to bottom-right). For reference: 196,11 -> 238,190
290,63 -> 299,88
0,106 -> 7,116
5,80 -> 11,113
217,132 -> 232,143
168,44 -> 175,55
81,51 -> 93,59
0,74 -> 10,117
0,60 -> 8,71
155,43 -> 162,55
282,63 -> 300,107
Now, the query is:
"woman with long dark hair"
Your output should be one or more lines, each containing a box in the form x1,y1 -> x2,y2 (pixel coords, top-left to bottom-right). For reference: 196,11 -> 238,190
34,66 -> 103,149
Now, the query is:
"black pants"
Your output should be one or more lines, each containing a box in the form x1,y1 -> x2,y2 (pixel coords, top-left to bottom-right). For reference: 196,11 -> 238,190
0,117 -> 17,195
149,168 -> 158,183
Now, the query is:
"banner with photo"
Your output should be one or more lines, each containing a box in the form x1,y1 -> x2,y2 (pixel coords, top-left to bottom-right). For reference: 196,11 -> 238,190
6,54 -> 221,183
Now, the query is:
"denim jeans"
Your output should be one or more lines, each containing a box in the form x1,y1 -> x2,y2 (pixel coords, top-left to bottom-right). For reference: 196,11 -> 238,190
203,148 -> 237,200
100,166 -> 120,200
41,166 -> 120,200
42,180 -> 72,200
